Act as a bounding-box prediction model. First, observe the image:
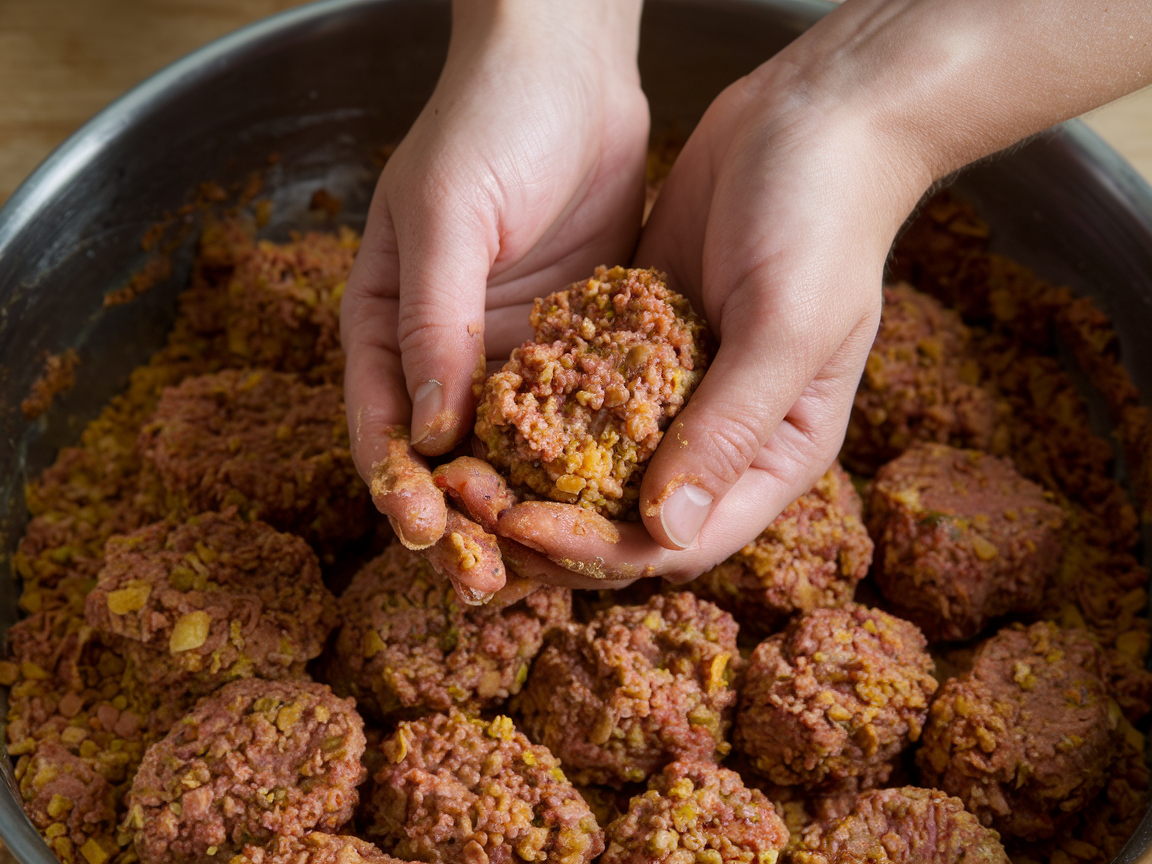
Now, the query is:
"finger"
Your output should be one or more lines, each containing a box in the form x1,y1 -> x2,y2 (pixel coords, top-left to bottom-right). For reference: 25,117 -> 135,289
340,194 -> 451,549
496,359 -> 868,585
361,423 -> 447,551
484,573 -> 547,610
393,182 -> 495,457
498,474 -> 787,584
497,534 -> 639,591
634,291 -> 800,546
432,456 -> 518,533
498,502 -> 663,581
424,509 -> 506,605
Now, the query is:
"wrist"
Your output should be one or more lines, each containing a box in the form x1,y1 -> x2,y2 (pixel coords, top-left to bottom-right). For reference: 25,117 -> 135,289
731,56 -> 934,240
773,0 -> 1152,186
451,0 -> 644,69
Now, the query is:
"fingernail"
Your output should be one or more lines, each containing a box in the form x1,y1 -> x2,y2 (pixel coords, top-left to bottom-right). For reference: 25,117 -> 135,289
660,483 -> 713,549
410,380 -> 443,446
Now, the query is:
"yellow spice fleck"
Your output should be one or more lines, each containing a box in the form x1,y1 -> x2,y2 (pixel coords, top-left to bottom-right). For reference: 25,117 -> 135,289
170,611 -> 212,654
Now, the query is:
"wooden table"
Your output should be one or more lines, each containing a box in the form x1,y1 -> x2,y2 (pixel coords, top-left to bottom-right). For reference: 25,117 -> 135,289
1,0 -> 1150,207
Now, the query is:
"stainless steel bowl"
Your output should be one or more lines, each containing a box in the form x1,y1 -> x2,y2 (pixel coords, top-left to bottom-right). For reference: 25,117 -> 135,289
3,0 -> 1152,860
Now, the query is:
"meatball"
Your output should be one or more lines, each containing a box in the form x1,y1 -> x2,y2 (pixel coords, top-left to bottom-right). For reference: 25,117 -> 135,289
844,283 -> 999,473
916,621 -> 1121,840
327,541 -> 570,720
517,592 -> 741,787
792,787 -> 1008,864
868,443 -> 1066,642
126,679 -> 366,864
230,834 -> 408,864
362,710 -> 604,864
220,228 -> 357,384
17,741 -> 116,860
475,266 -> 711,519
735,606 -> 936,789
691,463 -> 873,634
85,511 -> 338,696
602,760 -> 788,864
139,369 -> 369,545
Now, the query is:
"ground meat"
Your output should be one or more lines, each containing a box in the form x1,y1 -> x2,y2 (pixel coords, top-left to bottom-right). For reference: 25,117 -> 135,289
84,511 -> 338,696
22,349 -> 80,420
126,678 -> 366,864
220,227 -> 356,384
601,760 -> 788,864
4,615 -> 186,864
868,443 -> 1066,642
844,283 -> 1001,474
474,266 -> 711,519
691,463 -> 872,634
574,784 -> 638,832
792,787 -> 1008,864
916,621 -> 1121,841
517,592 -> 740,787
361,710 -> 603,864
17,741 -> 117,862
735,606 -> 936,789
139,369 -> 369,546
327,541 -> 570,720
230,834 -> 409,864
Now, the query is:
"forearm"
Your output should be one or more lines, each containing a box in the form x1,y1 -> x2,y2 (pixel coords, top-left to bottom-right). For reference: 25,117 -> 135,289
772,0 -> 1152,182
451,0 -> 645,65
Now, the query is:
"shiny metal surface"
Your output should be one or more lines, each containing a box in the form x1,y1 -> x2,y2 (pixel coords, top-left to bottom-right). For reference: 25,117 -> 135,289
2,0 -> 1152,861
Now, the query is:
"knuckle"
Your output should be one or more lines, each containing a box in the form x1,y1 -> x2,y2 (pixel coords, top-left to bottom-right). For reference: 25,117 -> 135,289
397,298 -> 466,353
692,413 -> 764,489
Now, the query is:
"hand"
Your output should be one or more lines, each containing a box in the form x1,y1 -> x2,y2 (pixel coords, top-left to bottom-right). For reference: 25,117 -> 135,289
498,61 -> 923,584
341,0 -> 649,556
497,0 -> 1152,586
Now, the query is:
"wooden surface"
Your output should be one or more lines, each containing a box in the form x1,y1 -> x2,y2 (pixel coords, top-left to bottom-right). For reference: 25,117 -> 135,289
0,0 -> 1150,206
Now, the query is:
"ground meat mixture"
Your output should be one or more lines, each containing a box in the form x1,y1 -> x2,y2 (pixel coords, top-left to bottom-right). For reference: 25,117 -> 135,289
127,678 -> 366,864
139,369 -> 369,546
326,541 -> 570,720
868,443 -> 1066,642
220,228 -> 356,384
691,463 -> 872,634
84,511 -> 338,696
917,621 -> 1121,841
230,834 -> 409,864
517,592 -> 740,787
8,172 -> 1152,864
844,283 -> 1002,474
22,349 -> 80,420
601,760 -> 788,864
474,266 -> 711,519
361,710 -> 603,864
792,787 -> 1008,864
735,606 -> 936,790
4,615 -> 187,864
17,741 -> 117,863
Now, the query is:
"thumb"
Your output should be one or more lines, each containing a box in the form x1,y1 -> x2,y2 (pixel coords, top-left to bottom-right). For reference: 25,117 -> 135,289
394,189 -> 495,457
639,289 -> 862,550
